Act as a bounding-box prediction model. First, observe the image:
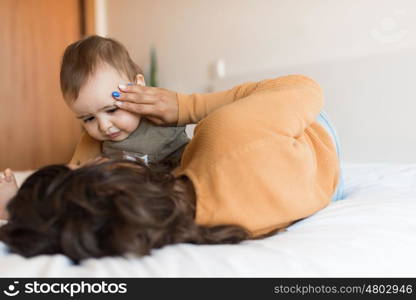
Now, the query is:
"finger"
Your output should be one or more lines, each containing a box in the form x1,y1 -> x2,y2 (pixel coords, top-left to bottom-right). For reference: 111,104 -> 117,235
85,156 -> 107,163
1,170 -> 10,183
112,90 -> 156,104
116,92 -> 157,104
119,84 -> 159,101
4,169 -> 12,183
115,101 -> 157,116
67,163 -> 78,170
87,157 -> 109,165
4,169 -> 16,184
146,117 -> 165,126
117,83 -> 149,94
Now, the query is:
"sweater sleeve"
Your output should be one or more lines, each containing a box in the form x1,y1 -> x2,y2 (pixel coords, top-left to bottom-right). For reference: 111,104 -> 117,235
174,75 -> 335,236
176,74 -> 323,131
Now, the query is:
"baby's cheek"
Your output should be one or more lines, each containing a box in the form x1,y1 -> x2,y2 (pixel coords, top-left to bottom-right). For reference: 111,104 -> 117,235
83,124 -> 102,140
116,112 -> 141,133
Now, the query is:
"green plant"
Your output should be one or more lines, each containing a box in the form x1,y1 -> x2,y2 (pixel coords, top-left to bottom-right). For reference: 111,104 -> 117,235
149,47 -> 158,87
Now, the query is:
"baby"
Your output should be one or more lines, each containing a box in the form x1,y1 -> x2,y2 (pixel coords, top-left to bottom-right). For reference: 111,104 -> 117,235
61,35 -> 189,170
0,36 -> 189,214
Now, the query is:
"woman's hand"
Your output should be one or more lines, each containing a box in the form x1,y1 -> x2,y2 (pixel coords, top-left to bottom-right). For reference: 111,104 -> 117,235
114,84 -> 179,126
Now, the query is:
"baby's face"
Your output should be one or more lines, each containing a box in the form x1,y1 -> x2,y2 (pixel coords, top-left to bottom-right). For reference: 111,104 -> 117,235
69,64 -> 142,142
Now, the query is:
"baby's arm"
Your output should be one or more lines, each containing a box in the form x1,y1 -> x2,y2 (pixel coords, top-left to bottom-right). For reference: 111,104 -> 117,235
69,132 -> 102,166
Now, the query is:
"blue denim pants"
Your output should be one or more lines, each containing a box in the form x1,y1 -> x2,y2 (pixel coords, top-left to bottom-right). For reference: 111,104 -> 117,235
315,111 -> 345,201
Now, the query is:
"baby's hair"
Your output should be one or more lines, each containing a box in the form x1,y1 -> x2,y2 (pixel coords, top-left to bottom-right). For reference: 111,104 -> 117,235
0,159 -> 250,263
60,35 -> 143,102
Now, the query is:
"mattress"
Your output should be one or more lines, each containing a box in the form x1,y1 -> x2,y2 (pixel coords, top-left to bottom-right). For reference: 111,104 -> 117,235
1,162 -> 416,277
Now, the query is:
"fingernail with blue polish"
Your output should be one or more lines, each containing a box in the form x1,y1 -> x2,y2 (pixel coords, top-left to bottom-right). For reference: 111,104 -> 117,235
112,91 -> 120,98
127,82 -> 133,86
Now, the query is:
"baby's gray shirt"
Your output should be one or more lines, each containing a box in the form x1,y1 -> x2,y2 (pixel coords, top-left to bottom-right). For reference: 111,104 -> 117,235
102,119 -> 189,169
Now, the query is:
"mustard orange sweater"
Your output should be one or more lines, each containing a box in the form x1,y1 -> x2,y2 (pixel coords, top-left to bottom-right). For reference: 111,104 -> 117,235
173,75 -> 339,236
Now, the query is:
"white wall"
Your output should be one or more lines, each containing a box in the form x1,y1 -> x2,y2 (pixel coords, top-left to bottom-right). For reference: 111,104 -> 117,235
101,0 -> 416,163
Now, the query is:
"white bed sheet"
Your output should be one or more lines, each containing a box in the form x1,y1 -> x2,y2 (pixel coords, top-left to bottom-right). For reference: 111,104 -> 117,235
1,162 -> 416,277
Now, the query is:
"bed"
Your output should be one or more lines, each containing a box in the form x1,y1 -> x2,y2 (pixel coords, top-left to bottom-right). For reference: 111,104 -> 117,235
3,52 -> 416,277
1,162 -> 415,277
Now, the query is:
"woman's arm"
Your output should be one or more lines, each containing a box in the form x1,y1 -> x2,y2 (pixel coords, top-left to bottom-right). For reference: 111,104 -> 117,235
113,75 -> 322,130
175,75 -> 331,236
69,132 -> 102,166
178,75 -> 323,135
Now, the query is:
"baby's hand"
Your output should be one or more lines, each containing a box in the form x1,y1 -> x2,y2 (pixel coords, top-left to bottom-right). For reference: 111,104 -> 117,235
0,169 -> 18,220
113,84 -> 179,126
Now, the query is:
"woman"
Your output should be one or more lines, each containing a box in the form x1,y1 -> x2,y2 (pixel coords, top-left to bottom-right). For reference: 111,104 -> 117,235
0,75 -> 343,262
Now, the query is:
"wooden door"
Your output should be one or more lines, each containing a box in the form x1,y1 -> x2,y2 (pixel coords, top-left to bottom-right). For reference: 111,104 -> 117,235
0,0 -> 85,170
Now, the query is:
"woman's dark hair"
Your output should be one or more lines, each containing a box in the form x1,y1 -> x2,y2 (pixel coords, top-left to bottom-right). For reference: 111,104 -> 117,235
0,159 -> 249,263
